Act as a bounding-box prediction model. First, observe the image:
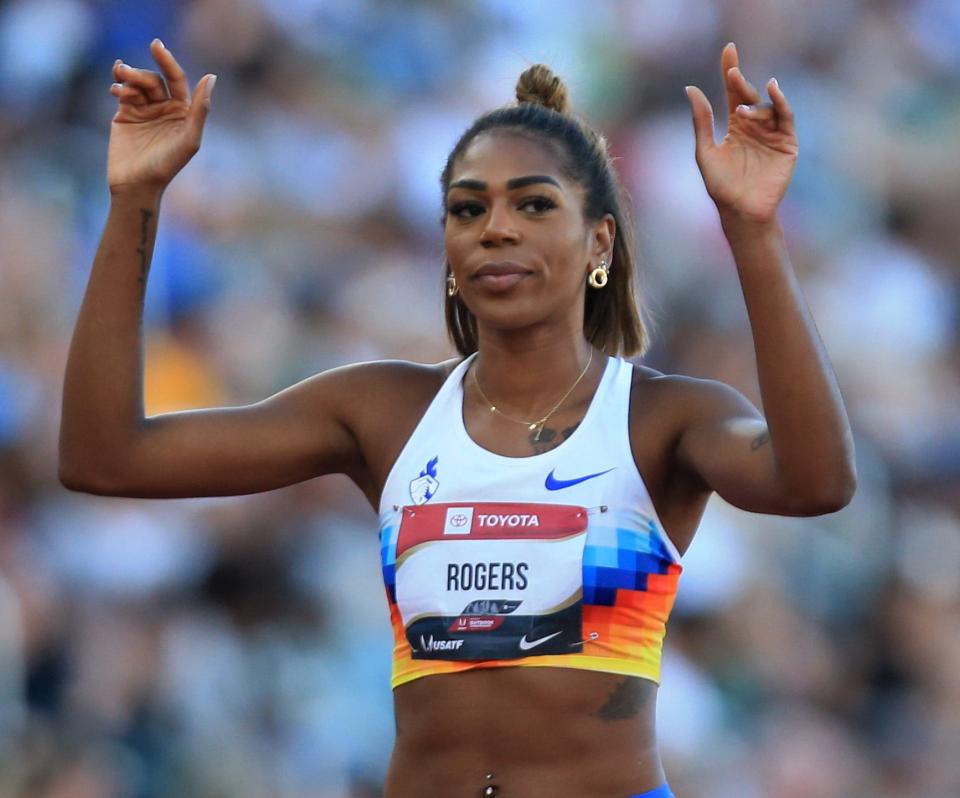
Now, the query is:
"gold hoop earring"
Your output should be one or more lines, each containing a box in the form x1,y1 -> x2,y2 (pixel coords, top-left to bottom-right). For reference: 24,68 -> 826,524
446,273 -> 459,297
588,259 -> 609,289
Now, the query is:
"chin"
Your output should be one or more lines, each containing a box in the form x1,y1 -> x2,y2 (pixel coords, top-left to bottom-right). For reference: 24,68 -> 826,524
478,303 -> 578,341
466,296 -> 542,331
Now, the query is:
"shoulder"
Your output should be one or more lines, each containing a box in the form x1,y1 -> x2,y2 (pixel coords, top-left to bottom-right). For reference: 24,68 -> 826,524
621,364 -> 760,553
326,357 -> 461,392
626,363 -> 762,444
629,363 -> 757,415
329,357 -> 464,498
324,356 -> 464,443
269,357 -> 462,439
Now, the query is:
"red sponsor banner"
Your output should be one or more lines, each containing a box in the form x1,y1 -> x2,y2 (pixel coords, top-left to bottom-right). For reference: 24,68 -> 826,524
447,615 -> 507,633
397,502 -> 587,557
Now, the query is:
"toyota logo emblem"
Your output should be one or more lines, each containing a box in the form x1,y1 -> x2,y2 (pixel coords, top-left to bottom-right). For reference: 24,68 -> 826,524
451,514 -> 468,527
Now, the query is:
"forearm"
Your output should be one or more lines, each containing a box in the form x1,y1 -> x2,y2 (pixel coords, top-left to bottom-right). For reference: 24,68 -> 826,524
722,214 -> 856,503
59,186 -> 163,486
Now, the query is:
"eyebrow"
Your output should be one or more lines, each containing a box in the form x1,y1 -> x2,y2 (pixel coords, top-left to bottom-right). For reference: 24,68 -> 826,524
448,175 -> 562,192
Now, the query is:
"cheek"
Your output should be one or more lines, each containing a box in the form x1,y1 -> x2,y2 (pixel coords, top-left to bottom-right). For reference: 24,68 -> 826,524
547,223 -> 590,270
443,226 -> 463,263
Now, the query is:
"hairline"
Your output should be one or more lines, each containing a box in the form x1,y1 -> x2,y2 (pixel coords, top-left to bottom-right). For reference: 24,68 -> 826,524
443,125 -> 598,217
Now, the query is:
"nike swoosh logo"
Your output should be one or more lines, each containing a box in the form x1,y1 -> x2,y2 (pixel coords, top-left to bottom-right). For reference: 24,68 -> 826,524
544,467 -> 615,491
518,630 -> 563,651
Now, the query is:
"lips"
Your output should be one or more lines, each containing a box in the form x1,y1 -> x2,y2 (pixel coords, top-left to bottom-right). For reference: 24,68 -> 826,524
473,261 -> 533,292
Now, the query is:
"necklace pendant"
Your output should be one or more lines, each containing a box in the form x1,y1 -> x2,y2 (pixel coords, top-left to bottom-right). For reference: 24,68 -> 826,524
489,406 -> 497,413
528,423 -> 537,430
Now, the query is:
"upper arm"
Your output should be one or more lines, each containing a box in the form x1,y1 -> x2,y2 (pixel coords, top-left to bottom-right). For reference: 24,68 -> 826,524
672,377 -> 796,515
62,360 -> 428,499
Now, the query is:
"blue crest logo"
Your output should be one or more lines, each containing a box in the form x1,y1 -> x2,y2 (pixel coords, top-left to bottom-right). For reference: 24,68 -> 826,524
409,456 -> 439,505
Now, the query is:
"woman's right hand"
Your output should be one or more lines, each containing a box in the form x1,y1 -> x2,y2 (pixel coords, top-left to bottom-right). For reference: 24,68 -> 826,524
107,39 -> 216,194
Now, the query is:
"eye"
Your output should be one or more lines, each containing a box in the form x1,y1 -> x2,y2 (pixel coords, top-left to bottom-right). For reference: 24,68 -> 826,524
519,196 -> 557,214
447,201 -> 485,219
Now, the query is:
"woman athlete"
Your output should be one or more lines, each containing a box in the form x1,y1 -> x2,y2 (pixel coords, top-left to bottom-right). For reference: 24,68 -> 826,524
60,39 -> 856,798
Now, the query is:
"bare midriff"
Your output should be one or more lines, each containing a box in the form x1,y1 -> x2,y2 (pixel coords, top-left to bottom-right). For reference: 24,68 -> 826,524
384,667 -> 665,798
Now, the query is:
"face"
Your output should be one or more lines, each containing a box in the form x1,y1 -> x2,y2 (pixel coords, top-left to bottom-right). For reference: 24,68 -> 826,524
444,131 -> 613,336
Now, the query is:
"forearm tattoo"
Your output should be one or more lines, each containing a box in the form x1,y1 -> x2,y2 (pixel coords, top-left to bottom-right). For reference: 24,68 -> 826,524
136,208 -> 154,287
751,430 -> 770,451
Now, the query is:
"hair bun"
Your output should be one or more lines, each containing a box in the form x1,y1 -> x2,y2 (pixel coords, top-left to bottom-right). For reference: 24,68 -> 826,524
515,64 -> 571,115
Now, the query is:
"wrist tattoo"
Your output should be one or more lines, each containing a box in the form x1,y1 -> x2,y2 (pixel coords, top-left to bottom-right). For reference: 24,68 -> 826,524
136,208 -> 154,286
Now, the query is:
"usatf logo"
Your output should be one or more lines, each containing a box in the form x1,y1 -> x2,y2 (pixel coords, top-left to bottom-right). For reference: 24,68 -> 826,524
419,635 -> 464,652
443,506 -> 474,535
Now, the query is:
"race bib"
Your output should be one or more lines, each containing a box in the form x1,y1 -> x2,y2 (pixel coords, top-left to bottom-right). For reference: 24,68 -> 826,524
394,502 -> 588,660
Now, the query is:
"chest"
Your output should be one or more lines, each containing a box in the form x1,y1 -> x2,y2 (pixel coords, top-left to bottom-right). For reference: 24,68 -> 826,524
380,497 -> 675,663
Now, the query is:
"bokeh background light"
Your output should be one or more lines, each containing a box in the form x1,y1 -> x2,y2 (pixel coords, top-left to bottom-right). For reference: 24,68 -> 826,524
1,1 -> 959,796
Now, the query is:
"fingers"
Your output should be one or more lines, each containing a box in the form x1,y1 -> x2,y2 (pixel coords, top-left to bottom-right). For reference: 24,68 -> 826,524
720,42 -> 740,118
766,78 -> 796,137
109,41 -> 207,117
726,67 -> 762,108
109,81 -> 148,106
719,42 -> 797,139
684,85 -> 716,157
114,61 -> 168,103
186,74 -> 217,141
734,101 -> 776,124
721,43 -> 762,119
720,41 -> 738,74
150,38 -> 190,102
734,79 -> 795,137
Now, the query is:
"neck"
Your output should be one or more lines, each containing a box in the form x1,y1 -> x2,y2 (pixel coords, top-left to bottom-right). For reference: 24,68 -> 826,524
472,324 -> 597,418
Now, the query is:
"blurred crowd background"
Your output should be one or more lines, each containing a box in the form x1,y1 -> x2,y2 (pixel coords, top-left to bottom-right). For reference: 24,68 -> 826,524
1,0 -> 959,796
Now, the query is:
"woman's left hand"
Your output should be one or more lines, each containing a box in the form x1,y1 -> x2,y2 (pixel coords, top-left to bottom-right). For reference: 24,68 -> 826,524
686,43 -> 798,225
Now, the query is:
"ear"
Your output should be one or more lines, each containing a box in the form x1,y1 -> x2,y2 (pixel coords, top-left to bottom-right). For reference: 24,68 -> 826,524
590,214 -> 616,264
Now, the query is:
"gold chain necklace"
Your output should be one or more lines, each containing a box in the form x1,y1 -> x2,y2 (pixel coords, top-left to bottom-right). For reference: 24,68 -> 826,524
472,349 -> 594,442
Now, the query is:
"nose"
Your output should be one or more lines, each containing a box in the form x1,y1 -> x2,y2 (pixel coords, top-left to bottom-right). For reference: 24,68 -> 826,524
479,202 -> 520,248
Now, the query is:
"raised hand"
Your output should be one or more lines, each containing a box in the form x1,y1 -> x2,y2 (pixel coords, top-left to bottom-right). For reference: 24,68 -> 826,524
107,39 -> 216,194
685,43 -> 798,225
